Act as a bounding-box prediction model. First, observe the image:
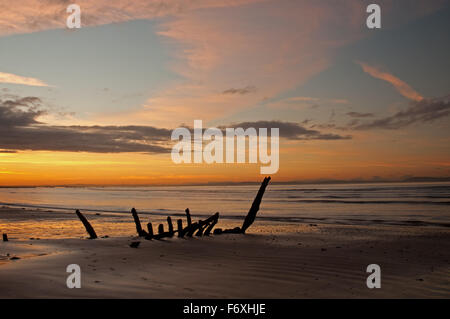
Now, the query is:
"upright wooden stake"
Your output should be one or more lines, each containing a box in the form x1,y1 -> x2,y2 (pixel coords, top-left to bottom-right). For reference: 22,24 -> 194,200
146,222 -> 154,240
177,219 -> 184,238
185,208 -> 192,227
131,208 -> 147,237
167,216 -> 174,237
75,210 -> 98,239
241,177 -> 271,233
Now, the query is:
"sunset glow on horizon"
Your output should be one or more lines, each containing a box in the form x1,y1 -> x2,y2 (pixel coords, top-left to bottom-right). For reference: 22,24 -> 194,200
0,0 -> 449,186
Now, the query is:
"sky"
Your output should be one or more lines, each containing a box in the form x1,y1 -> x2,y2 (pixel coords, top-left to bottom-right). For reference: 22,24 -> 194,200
0,0 -> 449,186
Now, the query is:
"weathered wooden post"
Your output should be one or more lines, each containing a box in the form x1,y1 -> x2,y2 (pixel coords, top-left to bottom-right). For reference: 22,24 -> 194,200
241,176 -> 271,233
146,222 -> 154,240
75,210 -> 98,239
177,219 -> 184,238
158,224 -> 164,234
185,208 -> 192,227
167,216 -> 174,237
131,208 -> 147,237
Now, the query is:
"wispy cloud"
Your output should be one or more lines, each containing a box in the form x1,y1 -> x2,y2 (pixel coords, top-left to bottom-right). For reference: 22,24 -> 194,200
346,111 -> 374,118
267,96 -> 348,110
356,61 -> 423,102
0,72 -> 50,87
352,95 -> 450,130
0,0 -> 264,37
221,121 -> 351,140
222,86 -> 256,95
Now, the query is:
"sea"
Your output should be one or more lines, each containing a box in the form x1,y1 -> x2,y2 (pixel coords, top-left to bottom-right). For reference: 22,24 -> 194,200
0,182 -> 449,229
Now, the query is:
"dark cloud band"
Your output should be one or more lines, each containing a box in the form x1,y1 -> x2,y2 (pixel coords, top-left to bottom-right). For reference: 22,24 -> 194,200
0,95 -> 350,153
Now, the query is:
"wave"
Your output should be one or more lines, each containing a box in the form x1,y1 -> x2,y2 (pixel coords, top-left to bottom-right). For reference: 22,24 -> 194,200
2,201 -> 448,228
275,185 -> 450,192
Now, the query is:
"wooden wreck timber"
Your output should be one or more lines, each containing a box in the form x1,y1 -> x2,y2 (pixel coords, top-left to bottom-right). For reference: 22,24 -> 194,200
131,208 -> 148,237
75,209 -> 97,239
146,222 -> 154,239
177,219 -> 183,238
214,176 -> 271,234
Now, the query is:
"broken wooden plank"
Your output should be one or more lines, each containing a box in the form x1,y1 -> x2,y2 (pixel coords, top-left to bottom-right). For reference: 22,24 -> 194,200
75,210 -> 98,239
203,213 -> 219,236
153,223 -> 174,240
185,222 -> 199,237
195,220 -> 206,237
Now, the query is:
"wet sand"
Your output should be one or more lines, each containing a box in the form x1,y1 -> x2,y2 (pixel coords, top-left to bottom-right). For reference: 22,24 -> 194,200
0,208 -> 449,298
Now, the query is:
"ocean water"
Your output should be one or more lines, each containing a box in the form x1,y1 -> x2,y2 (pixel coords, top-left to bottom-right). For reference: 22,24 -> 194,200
0,182 -> 449,228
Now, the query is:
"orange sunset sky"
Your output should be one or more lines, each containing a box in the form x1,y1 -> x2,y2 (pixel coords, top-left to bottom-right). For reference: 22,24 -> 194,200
0,0 -> 449,186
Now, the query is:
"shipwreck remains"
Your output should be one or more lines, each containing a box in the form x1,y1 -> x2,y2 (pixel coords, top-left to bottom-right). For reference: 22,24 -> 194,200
74,177 -> 271,241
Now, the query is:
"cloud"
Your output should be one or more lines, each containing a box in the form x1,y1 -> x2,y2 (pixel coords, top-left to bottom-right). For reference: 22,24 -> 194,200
0,95 -> 171,153
353,95 -> 450,130
267,96 -> 348,110
221,120 -> 351,140
92,1 -> 444,127
0,0 -> 263,37
346,111 -> 374,118
222,86 -> 256,95
0,95 -> 350,154
356,61 -> 423,102
0,72 -> 50,87
0,96 -> 45,126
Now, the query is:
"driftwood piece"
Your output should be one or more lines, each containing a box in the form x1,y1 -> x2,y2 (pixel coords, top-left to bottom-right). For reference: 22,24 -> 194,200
75,210 -> 98,239
131,208 -> 148,237
241,176 -> 271,233
2,233 -> 8,242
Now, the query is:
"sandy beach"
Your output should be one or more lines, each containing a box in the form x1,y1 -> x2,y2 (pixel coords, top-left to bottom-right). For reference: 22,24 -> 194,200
0,207 -> 449,298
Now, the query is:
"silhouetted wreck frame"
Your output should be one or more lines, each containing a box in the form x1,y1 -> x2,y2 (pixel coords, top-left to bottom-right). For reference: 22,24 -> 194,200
74,176 -> 271,240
